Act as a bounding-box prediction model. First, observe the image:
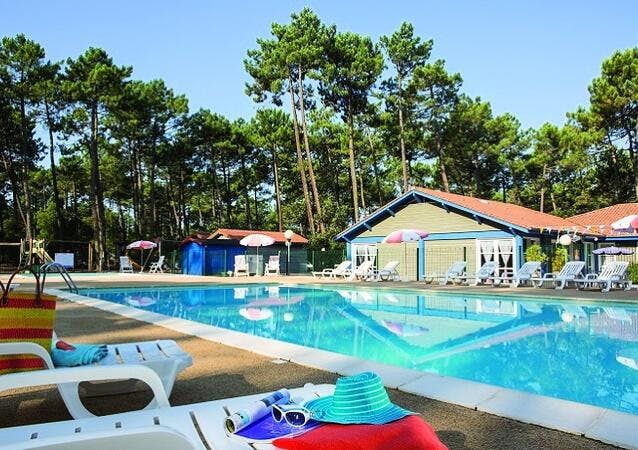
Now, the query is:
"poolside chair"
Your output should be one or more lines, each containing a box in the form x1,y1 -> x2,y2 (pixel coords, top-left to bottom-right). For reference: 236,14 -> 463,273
531,261 -> 585,289
312,260 -> 352,279
233,255 -> 249,277
119,256 -> 134,274
148,255 -> 165,274
577,261 -> 631,292
436,261 -> 467,285
505,261 -> 542,288
264,255 -> 280,276
0,372 -> 334,450
351,259 -> 375,281
0,335 -> 192,419
456,261 -> 497,286
377,260 -> 400,281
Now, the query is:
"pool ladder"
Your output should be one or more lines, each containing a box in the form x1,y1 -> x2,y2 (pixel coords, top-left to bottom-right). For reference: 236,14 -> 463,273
40,262 -> 79,294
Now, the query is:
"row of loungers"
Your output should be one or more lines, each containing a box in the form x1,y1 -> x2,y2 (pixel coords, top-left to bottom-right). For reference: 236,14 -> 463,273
313,259 -> 633,292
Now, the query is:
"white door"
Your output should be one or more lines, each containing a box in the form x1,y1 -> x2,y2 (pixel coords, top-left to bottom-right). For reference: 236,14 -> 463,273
351,244 -> 377,270
477,239 -> 515,277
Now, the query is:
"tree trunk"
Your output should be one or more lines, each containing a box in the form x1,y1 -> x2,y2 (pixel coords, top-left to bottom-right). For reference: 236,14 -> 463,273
347,106 -> 359,222
18,98 -> 33,244
272,149 -> 283,231
297,66 -> 324,232
89,103 -> 107,271
210,147 -> 218,223
44,101 -> 63,237
240,154 -> 252,228
366,134 -> 384,205
397,78 -> 409,193
149,148 -> 157,236
287,72 -> 315,232
540,164 -> 547,213
437,136 -> 450,192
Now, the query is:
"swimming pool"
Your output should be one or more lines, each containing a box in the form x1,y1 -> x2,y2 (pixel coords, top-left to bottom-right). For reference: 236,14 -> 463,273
79,284 -> 638,416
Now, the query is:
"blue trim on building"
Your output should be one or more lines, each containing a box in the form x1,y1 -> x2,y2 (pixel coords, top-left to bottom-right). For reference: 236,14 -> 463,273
336,189 -> 530,242
350,229 -> 514,244
515,235 -> 524,269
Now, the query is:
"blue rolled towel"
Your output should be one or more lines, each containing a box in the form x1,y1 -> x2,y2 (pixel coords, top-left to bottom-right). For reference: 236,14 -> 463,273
51,340 -> 109,367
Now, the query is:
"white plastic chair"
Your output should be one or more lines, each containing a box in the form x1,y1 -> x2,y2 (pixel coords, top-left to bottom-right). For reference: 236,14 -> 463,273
119,256 -> 134,274
233,255 -> 248,277
0,379 -> 335,450
264,255 -> 280,276
532,261 -> 585,289
148,256 -> 165,274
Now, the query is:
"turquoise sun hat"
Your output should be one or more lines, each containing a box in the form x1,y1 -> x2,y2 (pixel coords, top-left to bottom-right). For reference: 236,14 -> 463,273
304,371 -> 414,425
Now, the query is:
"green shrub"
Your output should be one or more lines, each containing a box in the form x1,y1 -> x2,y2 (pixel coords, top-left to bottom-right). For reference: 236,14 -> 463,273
551,247 -> 568,272
628,263 -> 638,283
525,243 -> 548,263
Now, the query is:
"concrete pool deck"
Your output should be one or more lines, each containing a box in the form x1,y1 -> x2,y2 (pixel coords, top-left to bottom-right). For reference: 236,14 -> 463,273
3,273 -> 638,448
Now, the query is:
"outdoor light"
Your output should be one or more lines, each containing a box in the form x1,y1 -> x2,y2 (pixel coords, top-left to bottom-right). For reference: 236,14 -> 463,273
558,234 -> 572,246
284,229 -> 293,276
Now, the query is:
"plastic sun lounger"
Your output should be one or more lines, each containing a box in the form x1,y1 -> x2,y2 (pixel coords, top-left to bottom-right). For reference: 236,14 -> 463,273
377,261 -> 400,281
436,261 -> 467,285
577,261 -> 631,292
0,337 -> 192,419
0,373 -> 335,450
455,261 -> 497,286
311,260 -> 352,279
234,255 -> 249,277
531,261 -> 585,290
505,261 -> 542,288
350,260 -> 375,281
264,255 -> 280,276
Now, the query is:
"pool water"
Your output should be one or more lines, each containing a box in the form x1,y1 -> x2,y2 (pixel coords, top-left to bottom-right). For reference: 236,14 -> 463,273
79,284 -> 638,415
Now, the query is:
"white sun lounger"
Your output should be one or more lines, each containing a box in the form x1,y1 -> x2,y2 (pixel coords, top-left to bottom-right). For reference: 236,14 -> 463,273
351,260 -> 375,281
264,255 -> 280,276
531,261 -> 585,289
0,376 -> 335,450
0,337 -> 192,419
312,260 -> 352,279
506,261 -> 542,288
377,261 -> 400,281
436,261 -> 467,285
455,261 -> 497,286
577,261 -> 631,292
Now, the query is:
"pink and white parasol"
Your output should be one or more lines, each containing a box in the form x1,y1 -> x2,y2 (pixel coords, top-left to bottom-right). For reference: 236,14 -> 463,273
126,240 -> 157,250
382,229 -> 429,244
239,307 -> 274,321
611,215 -> 638,232
239,234 -> 276,247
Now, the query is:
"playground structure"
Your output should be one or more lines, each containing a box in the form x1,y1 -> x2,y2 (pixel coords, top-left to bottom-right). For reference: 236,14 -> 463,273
20,239 -> 54,266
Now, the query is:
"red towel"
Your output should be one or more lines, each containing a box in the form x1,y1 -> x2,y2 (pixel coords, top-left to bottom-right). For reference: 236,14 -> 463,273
273,416 -> 448,450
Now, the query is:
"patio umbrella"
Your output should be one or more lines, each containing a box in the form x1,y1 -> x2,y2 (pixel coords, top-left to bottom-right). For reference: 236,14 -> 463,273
126,240 -> 157,270
382,229 -> 429,243
592,247 -> 635,255
611,215 -> 638,232
239,234 -> 275,275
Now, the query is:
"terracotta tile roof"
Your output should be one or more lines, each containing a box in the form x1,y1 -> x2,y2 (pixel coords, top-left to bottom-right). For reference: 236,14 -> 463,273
414,187 -> 578,231
211,228 -> 308,244
569,203 -> 638,236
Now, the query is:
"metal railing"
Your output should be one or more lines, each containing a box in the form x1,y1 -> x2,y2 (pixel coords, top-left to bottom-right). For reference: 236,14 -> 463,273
40,262 -> 79,294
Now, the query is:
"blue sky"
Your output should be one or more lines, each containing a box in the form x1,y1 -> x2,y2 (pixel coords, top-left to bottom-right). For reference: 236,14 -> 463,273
2,1 -> 636,129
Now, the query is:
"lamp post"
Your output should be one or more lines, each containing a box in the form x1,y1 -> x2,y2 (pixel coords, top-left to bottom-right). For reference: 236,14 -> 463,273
284,229 -> 293,276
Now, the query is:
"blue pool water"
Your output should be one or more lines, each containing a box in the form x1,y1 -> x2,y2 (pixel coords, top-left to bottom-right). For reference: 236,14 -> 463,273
79,284 -> 638,415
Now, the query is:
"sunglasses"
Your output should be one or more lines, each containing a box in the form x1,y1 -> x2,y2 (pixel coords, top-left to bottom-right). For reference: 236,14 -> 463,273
271,403 -> 311,427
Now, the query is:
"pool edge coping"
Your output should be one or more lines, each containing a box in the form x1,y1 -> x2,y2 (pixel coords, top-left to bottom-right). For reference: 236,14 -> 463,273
51,288 -> 638,450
